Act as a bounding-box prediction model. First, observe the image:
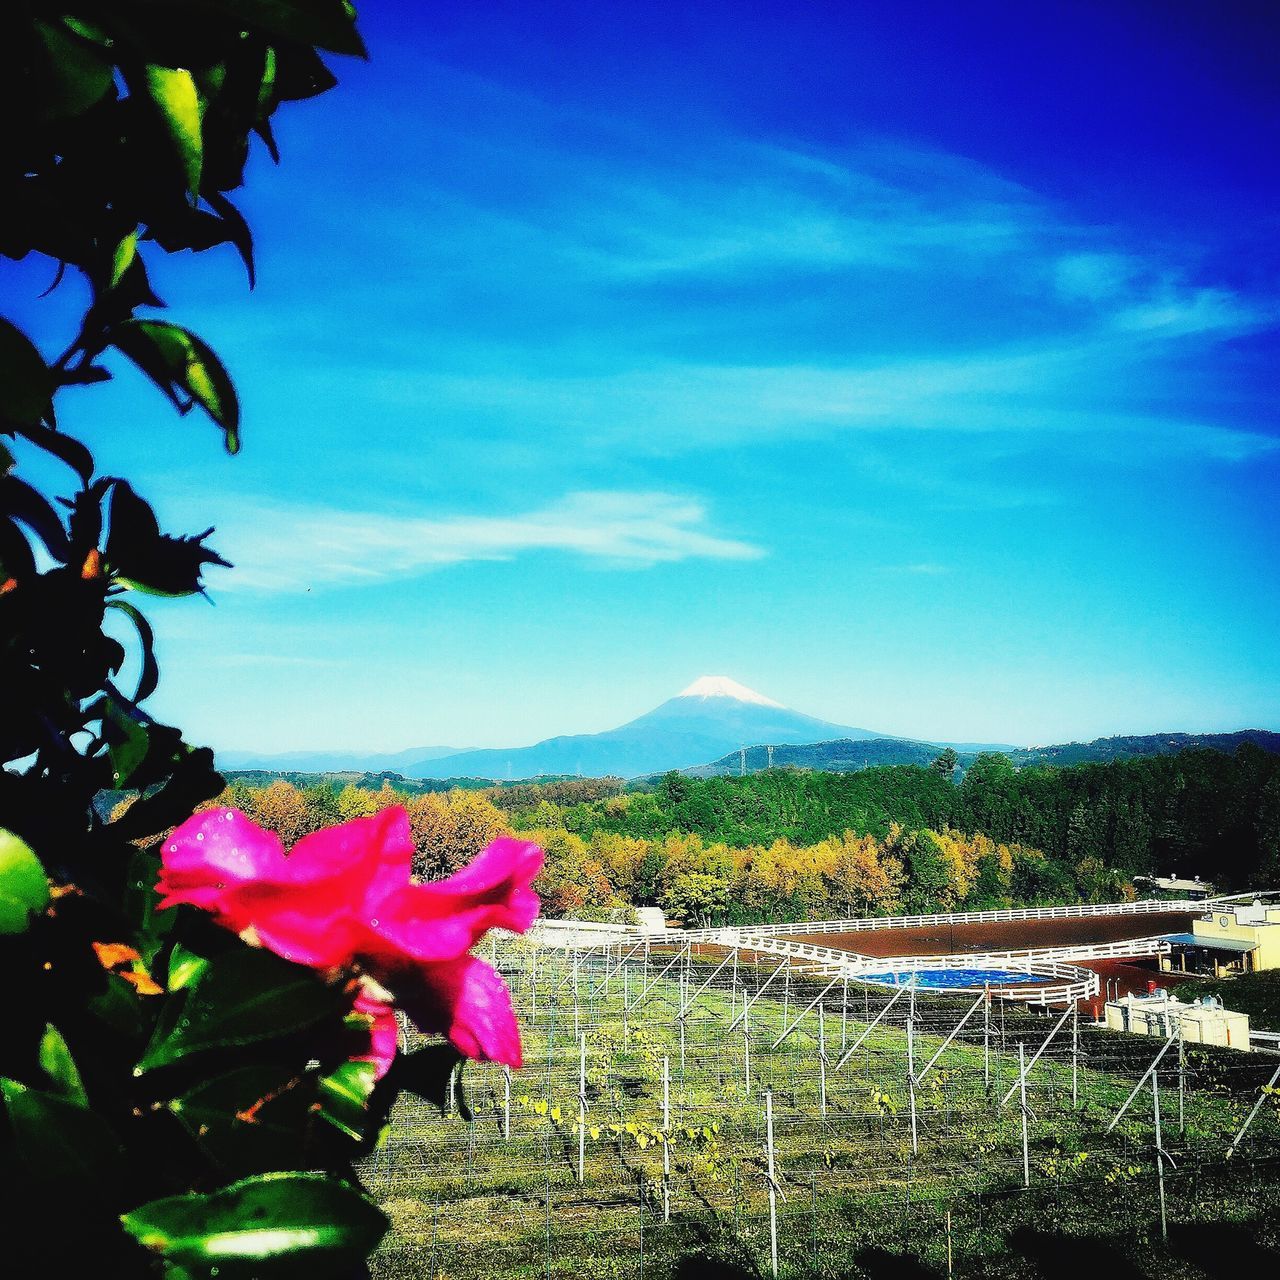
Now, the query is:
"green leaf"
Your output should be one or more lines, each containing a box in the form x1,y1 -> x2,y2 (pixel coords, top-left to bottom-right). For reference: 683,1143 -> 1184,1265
103,696 -> 151,788
166,940 -> 210,992
110,320 -> 240,451
316,1060 -> 378,1141
110,229 -> 140,290
36,20 -> 115,119
0,1078 -> 123,1191
170,1065 -> 314,1173
196,0 -> 366,57
143,65 -> 203,195
0,320 -> 54,431
137,947 -> 345,1072
122,1173 -> 386,1275
38,1024 -> 89,1106
0,829 -> 49,934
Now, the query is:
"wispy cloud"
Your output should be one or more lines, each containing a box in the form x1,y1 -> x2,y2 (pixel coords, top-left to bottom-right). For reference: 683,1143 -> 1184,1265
217,491 -> 764,592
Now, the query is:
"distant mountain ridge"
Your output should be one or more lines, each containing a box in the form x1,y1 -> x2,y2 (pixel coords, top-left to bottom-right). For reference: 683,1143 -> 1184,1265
220,676 -> 1279,783
400,676 -> 886,780
681,729 -> 1280,779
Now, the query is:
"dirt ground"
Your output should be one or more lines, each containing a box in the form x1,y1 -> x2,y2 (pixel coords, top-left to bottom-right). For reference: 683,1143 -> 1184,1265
779,910 -> 1199,959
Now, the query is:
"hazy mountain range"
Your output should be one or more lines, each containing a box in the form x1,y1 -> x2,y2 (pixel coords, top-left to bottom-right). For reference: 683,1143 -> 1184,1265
223,675 -> 1012,780
680,729 -> 1280,780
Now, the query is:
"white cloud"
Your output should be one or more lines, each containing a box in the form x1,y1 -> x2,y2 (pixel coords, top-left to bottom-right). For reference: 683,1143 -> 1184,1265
217,490 -> 764,592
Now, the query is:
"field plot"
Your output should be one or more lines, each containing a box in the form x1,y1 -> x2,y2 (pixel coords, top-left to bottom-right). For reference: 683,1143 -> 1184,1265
364,938 -> 1280,1279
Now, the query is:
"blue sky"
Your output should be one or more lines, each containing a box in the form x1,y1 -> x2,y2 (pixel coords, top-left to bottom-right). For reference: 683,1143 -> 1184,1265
9,1 -> 1280,753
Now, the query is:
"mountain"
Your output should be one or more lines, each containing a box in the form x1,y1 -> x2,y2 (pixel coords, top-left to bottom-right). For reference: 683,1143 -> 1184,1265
216,745 -> 466,773
405,676 -> 886,780
679,728 -> 1280,779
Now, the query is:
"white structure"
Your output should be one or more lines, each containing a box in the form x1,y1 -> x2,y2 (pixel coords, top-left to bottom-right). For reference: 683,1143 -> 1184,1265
1104,991 -> 1249,1050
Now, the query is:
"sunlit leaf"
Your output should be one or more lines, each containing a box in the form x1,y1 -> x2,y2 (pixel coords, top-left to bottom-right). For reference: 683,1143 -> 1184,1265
38,1024 -> 89,1106
142,66 -> 203,195
0,828 -> 49,934
121,1173 -> 387,1275
110,320 -> 240,451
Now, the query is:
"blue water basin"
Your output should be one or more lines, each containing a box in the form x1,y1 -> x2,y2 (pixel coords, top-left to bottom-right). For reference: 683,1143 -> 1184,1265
858,967 -> 1044,989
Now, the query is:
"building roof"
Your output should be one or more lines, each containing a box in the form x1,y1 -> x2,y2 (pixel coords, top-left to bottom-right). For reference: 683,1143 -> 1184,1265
1164,932 -> 1257,953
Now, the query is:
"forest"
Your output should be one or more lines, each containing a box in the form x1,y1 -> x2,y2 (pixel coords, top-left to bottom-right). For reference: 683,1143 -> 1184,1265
194,744 -> 1280,927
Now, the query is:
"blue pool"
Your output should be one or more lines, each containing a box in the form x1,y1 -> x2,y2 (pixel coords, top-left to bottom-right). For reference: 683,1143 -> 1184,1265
858,967 -> 1043,989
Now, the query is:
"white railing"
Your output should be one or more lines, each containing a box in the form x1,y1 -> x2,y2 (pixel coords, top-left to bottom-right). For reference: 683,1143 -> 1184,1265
713,897 -> 1203,939
715,931 -> 1104,1004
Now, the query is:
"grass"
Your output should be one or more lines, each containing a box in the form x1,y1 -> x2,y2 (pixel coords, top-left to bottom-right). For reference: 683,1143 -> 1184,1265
363,942 -> 1280,1279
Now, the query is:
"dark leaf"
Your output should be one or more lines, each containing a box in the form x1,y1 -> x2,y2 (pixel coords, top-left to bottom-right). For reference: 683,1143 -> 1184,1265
206,191 -> 256,287
391,1043 -> 469,1117
195,1 -> 366,58
0,476 -> 71,563
170,1065 -> 315,1173
121,1172 -> 387,1275
105,479 -> 231,597
101,694 -> 151,788
109,320 -> 240,452
108,743 -> 224,839
0,320 -> 54,430
0,1078 -> 123,1191
12,423 -> 95,484
137,946 -> 346,1072
35,20 -> 116,120
105,598 -> 160,701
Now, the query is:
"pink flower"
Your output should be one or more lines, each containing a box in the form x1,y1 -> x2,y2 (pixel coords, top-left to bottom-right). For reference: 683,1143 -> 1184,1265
157,807 -> 542,1069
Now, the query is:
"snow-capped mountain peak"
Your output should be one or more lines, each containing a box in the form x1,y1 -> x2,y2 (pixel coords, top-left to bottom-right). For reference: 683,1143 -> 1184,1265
676,675 -> 785,708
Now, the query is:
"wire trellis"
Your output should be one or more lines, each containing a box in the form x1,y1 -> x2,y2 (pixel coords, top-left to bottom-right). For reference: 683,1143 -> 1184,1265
364,937 -> 1280,1280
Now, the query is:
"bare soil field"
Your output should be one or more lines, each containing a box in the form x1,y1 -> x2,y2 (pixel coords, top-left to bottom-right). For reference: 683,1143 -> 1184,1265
779,910 -> 1198,958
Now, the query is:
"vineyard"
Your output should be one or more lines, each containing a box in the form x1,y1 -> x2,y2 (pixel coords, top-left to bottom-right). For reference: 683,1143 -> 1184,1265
363,936 -> 1280,1278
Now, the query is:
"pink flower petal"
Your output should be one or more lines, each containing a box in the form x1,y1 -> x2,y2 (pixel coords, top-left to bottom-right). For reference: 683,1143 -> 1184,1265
351,991 -> 400,1080
394,955 -> 523,1069
156,808 -> 282,927
364,837 -> 543,965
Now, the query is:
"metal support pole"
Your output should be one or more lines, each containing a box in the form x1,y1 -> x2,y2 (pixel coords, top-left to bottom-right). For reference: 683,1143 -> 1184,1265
819,1003 -> 828,1119
1177,1027 -> 1185,1133
572,951 -> 580,1040
743,989 -> 752,1095
841,971 -> 849,1052
503,1064 -> 512,1140
907,1015 -> 918,1157
662,1055 -> 671,1223
833,981 -> 912,1074
1071,1004 -> 1079,1109
765,1089 -> 779,1280
1000,1004 -> 1074,1107
1153,1069 -> 1168,1242
770,975 -> 842,1050
983,987 -> 991,1091
1107,1033 -> 1178,1132
1227,1062 -> 1280,1157
577,1033 -> 587,1185
1018,1042 -> 1030,1188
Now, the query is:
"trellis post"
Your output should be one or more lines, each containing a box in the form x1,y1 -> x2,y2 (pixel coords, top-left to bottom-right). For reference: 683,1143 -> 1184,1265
907,1014 -> 918,1157
1071,1004 -> 1079,1109
743,989 -> 752,1095
765,1089 -> 779,1280
577,1033 -> 587,1185
1153,1069 -> 1168,1242
818,1003 -> 828,1119
1018,1042 -> 1030,1188
503,1063 -> 512,1140
662,1055 -> 672,1223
